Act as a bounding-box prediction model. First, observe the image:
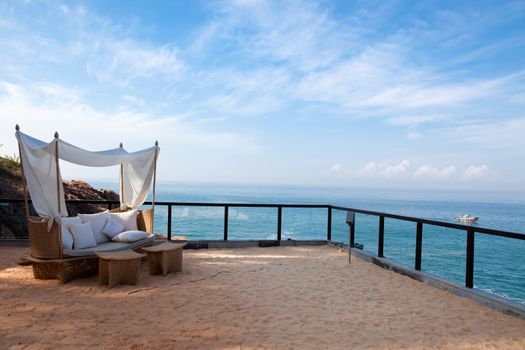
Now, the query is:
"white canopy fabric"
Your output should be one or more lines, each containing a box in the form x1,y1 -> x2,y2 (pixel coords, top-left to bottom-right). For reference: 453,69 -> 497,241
16,131 -> 159,225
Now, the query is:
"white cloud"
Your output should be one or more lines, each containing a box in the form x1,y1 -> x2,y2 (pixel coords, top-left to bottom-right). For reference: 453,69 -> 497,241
363,161 -> 386,173
387,115 -> 443,127
362,160 -> 411,178
463,165 -> 489,179
406,132 -> 423,139
359,161 -> 461,181
413,165 -> 456,180
384,160 -> 411,177
329,163 -> 342,172
122,95 -> 145,106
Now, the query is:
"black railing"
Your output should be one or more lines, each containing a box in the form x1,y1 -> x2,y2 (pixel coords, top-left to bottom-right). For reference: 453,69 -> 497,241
1,198 -> 524,290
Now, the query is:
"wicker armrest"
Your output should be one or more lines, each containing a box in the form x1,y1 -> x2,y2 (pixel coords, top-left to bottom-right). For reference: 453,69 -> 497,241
27,216 -> 63,259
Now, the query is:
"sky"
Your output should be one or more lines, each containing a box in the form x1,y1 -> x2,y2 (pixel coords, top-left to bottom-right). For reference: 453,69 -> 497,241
1,0 -> 524,191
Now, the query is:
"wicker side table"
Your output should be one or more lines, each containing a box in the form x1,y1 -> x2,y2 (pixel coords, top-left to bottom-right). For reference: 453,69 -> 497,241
96,250 -> 145,288
142,242 -> 187,276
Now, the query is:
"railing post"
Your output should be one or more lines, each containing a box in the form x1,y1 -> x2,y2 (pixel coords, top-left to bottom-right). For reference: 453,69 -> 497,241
378,216 -> 384,257
277,206 -> 282,240
415,222 -> 423,271
167,204 -> 172,241
466,229 -> 475,288
223,206 -> 229,241
349,223 -> 355,248
327,206 -> 332,241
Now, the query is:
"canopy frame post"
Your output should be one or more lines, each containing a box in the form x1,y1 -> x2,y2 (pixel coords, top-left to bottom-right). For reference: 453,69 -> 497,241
119,142 -> 124,209
151,141 -> 158,234
54,131 -> 63,258
54,132 -> 61,214
15,125 -> 30,218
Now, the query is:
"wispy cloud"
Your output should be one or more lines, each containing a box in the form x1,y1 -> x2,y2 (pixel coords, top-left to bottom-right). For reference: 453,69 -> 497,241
0,82 -> 262,181
1,0 -> 524,188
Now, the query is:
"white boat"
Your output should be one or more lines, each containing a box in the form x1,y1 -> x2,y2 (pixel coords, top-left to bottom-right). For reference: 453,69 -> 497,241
455,214 -> 479,224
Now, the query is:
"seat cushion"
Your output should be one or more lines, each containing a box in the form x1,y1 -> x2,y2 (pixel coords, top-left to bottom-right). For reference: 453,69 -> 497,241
63,234 -> 156,257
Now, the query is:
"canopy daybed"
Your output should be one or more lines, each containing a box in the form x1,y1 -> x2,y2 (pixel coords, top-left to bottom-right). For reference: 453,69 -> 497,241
15,125 -> 160,282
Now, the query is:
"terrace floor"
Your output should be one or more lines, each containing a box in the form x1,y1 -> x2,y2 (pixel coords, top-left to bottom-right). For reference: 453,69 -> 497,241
0,245 -> 524,349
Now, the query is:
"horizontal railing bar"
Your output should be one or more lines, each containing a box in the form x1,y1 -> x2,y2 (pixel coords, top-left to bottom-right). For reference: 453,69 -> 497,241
2,198 -> 523,240
329,206 -> 525,240
0,198 -> 330,209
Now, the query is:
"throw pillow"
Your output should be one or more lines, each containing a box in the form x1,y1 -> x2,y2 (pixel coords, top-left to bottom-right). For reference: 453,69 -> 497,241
111,230 -> 149,243
68,222 -> 97,250
78,210 -> 110,244
109,210 -> 138,231
102,216 -> 125,239
60,216 -> 81,250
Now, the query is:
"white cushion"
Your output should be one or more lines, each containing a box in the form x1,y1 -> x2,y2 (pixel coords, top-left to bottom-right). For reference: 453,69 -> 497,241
109,210 -> 138,231
60,217 -> 81,250
112,230 -> 149,243
68,222 -> 97,250
78,210 -> 110,243
102,216 -> 125,239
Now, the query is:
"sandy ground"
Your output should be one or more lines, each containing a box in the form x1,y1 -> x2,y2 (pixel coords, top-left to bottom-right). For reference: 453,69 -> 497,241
0,245 -> 524,350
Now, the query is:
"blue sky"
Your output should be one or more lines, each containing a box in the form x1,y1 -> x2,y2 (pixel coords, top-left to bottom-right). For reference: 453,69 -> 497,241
1,0 -> 524,190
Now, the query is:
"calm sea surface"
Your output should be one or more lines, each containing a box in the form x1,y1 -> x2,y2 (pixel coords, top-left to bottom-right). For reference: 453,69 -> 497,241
92,181 -> 525,304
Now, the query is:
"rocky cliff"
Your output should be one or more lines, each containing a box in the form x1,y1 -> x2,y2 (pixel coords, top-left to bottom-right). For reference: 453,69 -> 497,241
0,156 -> 119,238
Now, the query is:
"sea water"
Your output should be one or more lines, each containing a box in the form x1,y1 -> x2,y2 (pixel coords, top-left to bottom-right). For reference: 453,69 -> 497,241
92,181 -> 525,305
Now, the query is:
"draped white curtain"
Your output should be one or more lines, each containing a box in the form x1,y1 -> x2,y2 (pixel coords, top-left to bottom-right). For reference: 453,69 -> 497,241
16,131 -> 159,221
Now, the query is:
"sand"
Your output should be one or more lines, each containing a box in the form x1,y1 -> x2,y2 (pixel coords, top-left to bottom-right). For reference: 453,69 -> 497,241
0,245 -> 524,349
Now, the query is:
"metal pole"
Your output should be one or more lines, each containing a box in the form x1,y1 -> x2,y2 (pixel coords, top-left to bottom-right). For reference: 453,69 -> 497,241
466,230 -> 475,288
378,216 -> 384,257
348,223 -> 352,263
350,222 -> 355,248
223,206 -> 229,241
327,206 -> 332,241
277,206 -> 282,240
415,222 -> 423,271
167,204 -> 172,241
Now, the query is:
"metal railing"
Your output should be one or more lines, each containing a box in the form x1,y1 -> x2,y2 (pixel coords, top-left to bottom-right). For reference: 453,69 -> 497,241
1,198 -> 524,290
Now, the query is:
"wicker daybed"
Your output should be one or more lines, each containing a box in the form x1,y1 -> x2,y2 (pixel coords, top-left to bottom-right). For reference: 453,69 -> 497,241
15,125 -> 161,283
27,209 -> 157,283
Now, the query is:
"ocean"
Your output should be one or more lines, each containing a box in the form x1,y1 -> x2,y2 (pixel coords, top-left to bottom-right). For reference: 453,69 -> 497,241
92,181 -> 525,305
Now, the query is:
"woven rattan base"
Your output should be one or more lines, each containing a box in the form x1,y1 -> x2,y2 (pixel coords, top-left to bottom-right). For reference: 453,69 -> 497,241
29,256 -> 98,283
143,242 -> 187,276
97,250 -> 145,288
